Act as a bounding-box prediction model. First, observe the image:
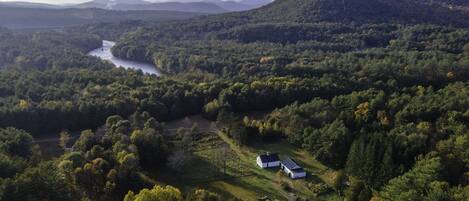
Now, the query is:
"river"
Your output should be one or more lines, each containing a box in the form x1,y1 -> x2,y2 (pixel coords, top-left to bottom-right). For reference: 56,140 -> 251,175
87,40 -> 161,75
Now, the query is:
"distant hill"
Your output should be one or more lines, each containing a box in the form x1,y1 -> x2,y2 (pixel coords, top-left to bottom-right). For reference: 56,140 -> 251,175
111,2 -> 228,13
0,0 -> 274,29
112,0 -> 469,61
0,0 -> 271,14
143,0 -> 469,33
0,1 -> 61,9
206,0 -> 272,11
415,0 -> 469,10
205,0 -> 252,12
72,1 -> 107,9
75,0 -> 228,13
421,0 -> 469,7
0,6 -> 203,29
239,0 -> 273,6
243,0 -> 469,26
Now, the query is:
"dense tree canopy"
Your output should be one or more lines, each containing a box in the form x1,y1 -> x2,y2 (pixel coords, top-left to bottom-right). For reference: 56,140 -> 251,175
0,0 -> 468,199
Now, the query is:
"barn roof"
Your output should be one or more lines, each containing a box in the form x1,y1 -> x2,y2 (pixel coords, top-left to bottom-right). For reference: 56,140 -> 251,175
258,153 -> 280,163
281,157 -> 302,170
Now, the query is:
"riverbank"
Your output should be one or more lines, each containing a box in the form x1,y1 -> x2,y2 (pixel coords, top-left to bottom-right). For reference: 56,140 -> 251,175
88,40 -> 161,75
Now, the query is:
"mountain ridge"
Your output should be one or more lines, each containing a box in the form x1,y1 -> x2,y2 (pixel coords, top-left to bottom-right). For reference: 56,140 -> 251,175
75,0 -> 228,13
243,0 -> 469,26
112,0 -> 469,65
0,0 -> 271,13
115,2 -> 228,13
0,1 -> 62,9
0,6 -> 203,29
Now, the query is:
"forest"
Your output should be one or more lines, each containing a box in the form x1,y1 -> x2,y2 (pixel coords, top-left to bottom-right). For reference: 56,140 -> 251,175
0,6 -> 202,29
0,0 -> 469,200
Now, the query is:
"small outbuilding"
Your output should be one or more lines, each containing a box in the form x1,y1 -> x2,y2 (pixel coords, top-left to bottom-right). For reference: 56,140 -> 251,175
256,153 -> 280,168
280,157 -> 306,179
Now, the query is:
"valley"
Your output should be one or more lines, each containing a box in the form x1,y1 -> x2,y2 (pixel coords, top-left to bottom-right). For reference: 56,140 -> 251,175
0,0 -> 468,201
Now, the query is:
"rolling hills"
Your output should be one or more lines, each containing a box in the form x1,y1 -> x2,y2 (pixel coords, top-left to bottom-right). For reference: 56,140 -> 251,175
106,2 -> 469,199
0,1 -> 62,9
244,0 -> 469,26
111,0 -> 469,53
74,0 -> 228,13
0,0 -> 272,13
0,0 -> 277,29
0,0 -> 468,200
0,6 -> 203,29
109,2 -> 228,13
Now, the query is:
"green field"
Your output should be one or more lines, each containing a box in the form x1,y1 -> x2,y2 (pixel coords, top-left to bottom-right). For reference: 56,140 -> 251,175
148,120 -> 342,201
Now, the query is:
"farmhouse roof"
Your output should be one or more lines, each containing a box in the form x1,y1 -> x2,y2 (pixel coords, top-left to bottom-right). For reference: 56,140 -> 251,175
281,157 -> 302,170
258,153 -> 280,163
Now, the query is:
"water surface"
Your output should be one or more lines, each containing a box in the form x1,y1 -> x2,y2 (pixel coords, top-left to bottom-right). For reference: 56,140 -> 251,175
88,40 -> 161,75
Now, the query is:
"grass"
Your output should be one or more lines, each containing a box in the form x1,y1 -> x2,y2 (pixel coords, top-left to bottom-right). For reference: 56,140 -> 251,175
249,140 -> 338,187
215,132 -> 340,200
147,125 -> 341,200
38,115 -> 341,200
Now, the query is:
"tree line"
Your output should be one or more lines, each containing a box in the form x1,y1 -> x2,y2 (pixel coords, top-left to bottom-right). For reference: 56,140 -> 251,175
224,82 -> 469,200
0,112 -> 227,201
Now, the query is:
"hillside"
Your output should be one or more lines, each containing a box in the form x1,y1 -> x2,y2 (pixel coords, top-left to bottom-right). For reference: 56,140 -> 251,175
76,0 -> 228,13
0,0 -> 270,14
208,0 -> 273,11
0,1 -> 61,9
420,0 -> 469,7
0,0 -> 469,200
0,6 -> 203,29
105,0 -> 469,199
205,0 -> 253,12
111,2 -> 228,13
244,0 -> 469,26
113,0 -> 469,41
112,0 -> 469,53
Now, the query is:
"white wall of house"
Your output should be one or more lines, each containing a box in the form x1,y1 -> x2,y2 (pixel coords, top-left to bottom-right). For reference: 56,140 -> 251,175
292,170 -> 306,179
280,164 -> 306,179
256,157 -> 280,168
256,157 -> 265,168
266,161 -> 280,168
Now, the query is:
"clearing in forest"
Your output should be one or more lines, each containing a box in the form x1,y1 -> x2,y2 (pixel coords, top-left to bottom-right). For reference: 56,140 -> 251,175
150,116 -> 341,200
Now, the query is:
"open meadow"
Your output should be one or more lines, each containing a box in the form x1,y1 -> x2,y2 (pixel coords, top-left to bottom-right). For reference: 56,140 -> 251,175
149,116 -> 342,200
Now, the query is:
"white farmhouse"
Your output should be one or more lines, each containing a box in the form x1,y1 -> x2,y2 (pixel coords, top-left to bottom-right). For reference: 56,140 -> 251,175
280,157 -> 306,179
256,153 -> 280,168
